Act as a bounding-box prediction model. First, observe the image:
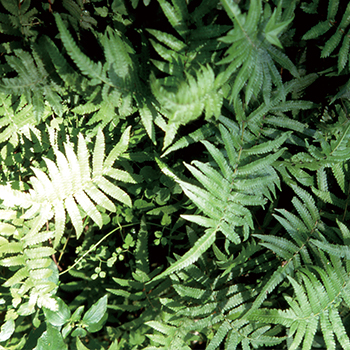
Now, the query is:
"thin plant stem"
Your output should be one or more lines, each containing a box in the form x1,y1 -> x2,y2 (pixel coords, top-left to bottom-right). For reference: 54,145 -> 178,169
59,222 -> 139,276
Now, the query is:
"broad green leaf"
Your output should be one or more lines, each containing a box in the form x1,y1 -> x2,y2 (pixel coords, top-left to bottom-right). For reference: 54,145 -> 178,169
76,337 -> 90,350
43,298 -> 71,326
82,294 -> 108,325
0,319 -> 15,342
85,312 -> 108,333
34,323 -> 68,350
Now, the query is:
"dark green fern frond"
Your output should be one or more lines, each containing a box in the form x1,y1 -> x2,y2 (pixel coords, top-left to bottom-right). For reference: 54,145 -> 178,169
246,184 -> 321,316
218,0 -> 298,108
147,21 -> 229,74
310,220 -> 350,260
303,1 -> 350,72
55,13 -> 156,140
55,13 -> 106,84
42,35 -> 88,94
0,0 -> 40,40
151,65 -> 223,148
153,123 -> 288,281
148,249 -> 284,350
1,48 -> 65,119
62,0 -> 97,31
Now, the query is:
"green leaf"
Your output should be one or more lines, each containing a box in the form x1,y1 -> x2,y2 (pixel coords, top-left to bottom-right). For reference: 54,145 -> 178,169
0,319 -> 15,342
85,312 -> 108,333
71,306 -> 85,322
82,294 -> 108,326
43,298 -> 71,327
34,323 -> 68,350
76,337 -> 90,350
264,8 -> 294,48
71,327 -> 87,338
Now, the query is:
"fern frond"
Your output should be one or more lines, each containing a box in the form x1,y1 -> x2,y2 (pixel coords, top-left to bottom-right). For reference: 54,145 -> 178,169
151,65 -> 222,128
1,47 -> 65,119
303,2 -> 350,73
55,14 -> 106,83
153,123 -> 288,281
249,257 -> 350,350
247,185 -> 322,317
0,128 -> 136,246
43,35 -> 86,93
148,252 -> 284,350
0,0 -> 39,39
219,0 -> 298,106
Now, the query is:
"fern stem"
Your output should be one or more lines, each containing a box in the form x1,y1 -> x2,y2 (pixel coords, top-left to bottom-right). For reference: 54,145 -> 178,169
342,180 -> 350,221
57,232 -> 71,265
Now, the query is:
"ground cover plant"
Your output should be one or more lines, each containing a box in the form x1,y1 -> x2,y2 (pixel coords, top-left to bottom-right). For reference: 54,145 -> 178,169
1,0 -> 350,349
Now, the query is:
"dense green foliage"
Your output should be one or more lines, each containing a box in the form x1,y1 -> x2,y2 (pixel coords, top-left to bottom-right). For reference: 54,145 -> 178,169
1,0 -> 350,349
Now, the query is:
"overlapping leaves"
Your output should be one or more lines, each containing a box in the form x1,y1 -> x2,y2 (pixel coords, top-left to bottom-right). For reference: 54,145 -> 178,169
249,256 -> 350,350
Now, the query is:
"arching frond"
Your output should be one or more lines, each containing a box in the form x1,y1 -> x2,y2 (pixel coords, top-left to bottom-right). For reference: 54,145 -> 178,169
153,121 -> 288,281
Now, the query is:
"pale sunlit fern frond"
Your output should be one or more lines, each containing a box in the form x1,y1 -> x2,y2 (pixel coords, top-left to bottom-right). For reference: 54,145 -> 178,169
0,127 -> 137,247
